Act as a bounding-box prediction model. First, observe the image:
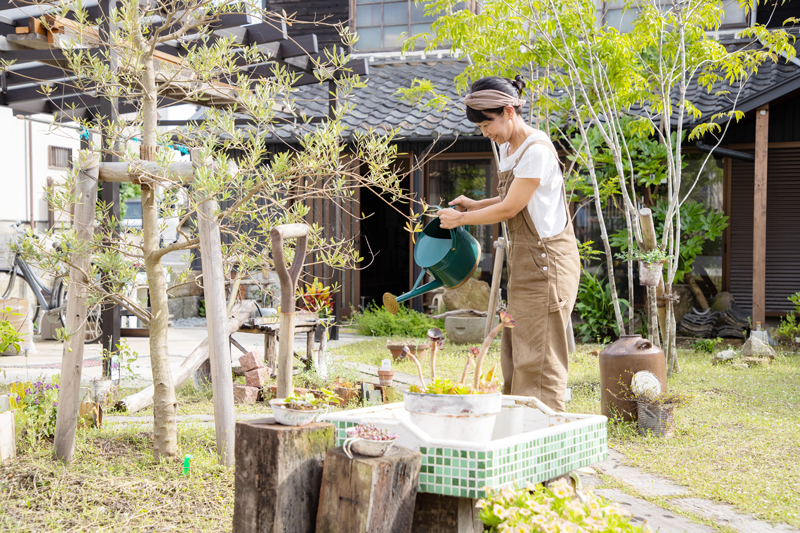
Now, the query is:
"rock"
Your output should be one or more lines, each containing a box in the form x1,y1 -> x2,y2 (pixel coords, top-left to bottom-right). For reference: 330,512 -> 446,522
591,350 -> 600,357
245,367 -> 270,388
444,315 -> 498,345
740,356 -> 770,367
442,277 -> 491,312
239,351 -> 265,372
731,363 -> 749,370
742,336 -> 776,360
233,385 -> 260,404
711,350 -> 737,365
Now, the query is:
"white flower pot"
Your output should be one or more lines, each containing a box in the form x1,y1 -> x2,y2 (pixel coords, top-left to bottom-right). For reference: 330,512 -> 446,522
269,399 -> 327,426
343,427 -> 398,458
404,392 -> 502,443
639,261 -> 664,287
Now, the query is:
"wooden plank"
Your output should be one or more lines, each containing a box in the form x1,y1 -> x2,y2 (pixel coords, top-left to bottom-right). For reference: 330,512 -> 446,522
316,446 -> 421,533
53,151 -> 100,462
723,156 -> 732,292
753,104 -> 769,327
232,418 -> 334,533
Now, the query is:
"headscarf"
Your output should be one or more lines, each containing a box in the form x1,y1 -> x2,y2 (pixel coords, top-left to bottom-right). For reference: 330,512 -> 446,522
463,89 -> 525,110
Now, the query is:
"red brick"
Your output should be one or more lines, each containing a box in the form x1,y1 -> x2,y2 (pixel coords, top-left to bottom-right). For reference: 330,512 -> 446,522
245,367 -> 270,388
238,351 -> 265,372
233,385 -> 260,404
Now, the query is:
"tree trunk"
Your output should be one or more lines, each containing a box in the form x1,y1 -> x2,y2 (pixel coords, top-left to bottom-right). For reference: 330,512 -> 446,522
53,152 -> 100,462
684,273 -> 709,311
141,53 -> 177,460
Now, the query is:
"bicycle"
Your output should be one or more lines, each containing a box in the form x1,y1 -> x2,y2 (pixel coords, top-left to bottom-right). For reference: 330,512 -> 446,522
1,221 -> 103,343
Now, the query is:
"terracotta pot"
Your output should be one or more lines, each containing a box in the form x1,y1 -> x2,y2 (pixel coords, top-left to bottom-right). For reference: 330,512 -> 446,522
386,343 -> 430,361
334,386 -> 360,406
599,335 -> 666,422
377,370 -> 394,387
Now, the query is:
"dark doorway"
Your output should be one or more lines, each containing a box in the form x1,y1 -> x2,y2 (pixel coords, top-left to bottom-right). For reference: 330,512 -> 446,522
359,159 -> 411,308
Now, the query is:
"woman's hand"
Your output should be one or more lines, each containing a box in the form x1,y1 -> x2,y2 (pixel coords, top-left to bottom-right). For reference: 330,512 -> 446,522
448,195 -> 477,212
438,208 -> 463,229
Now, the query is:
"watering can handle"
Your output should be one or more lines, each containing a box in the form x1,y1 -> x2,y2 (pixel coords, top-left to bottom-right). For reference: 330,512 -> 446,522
434,206 -> 468,241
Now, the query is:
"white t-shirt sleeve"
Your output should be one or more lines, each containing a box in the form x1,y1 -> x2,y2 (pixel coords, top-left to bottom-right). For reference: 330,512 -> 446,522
512,145 -> 557,186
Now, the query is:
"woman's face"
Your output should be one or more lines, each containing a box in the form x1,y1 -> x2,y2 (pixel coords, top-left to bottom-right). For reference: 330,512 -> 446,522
476,107 -> 515,144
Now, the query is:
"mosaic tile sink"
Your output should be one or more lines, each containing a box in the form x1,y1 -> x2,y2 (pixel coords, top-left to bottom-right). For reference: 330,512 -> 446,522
323,398 -> 607,499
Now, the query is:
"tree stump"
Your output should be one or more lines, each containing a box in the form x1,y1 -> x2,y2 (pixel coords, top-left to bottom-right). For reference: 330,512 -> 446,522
411,493 -> 483,533
233,417 -> 334,533
316,446 -> 422,533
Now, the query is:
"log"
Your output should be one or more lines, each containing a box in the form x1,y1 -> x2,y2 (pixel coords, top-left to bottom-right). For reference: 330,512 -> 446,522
316,446 -> 421,533
97,161 -> 195,183
198,192 -> 236,467
121,300 -> 256,413
232,418 -> 334,533
53,151 -> 99,462
484,237 -> 505,338
684,273 -> 709,311
639,208 -> 665,347
411,493 -> 483,533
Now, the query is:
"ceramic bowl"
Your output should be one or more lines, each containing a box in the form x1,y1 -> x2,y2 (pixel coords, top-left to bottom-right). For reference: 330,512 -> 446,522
343,427 -> 398,457
269,399 -> 323,426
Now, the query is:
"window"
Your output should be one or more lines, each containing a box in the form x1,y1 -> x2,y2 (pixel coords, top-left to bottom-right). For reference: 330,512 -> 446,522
601,0 -> 747,32
48,146 -> 72,170
354,0 -> 460,50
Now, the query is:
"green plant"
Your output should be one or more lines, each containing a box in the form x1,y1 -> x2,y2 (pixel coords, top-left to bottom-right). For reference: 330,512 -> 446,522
276,389 -> 341,410
776,292 -> 800,343
10,378 -> 60,448
297,278 -> 339,319
615,247 -> 670,264
575,270 -> 629,344
0,308 -> 24,355
691,337 -> 723,354
476,479 -> 649,532
198,299 -> 206,318
352,303 -> 444,337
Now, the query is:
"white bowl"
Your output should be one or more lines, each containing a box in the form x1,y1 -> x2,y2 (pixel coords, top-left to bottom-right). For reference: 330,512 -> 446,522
269,399 -> 321,426
343,427 -> 398,458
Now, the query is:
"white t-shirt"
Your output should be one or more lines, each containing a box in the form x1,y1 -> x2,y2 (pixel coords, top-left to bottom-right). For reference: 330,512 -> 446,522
499,130 -> 568,238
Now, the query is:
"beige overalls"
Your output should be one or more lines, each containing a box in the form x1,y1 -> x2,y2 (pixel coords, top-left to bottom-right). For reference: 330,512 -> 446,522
498,139 -> 581,413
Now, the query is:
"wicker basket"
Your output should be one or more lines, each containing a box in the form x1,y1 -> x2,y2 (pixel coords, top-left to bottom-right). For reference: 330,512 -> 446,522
637,401 -> 674,438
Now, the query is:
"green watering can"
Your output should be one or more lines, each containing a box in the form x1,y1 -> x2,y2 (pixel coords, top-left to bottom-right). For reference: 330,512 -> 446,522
383,215 -> 481,314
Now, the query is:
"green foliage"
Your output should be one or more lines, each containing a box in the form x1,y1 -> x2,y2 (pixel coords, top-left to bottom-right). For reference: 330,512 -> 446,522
198,299 -> 206,318
409,378 -> 472,395
615,247 -> 670,263
477,479 -> 649,532
611,199 -> 728,282
575,270 -> 628,344
10,378 -> 60,449
279,389 -> 340,410
352,303 -> 444,337
776,292 -> 800,343
691,337 -> 723,354
0,307 -> 24,355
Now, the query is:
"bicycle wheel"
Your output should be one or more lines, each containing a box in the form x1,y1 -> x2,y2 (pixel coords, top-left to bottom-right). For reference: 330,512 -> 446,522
0,267 -> 41,326
54,282 -> 103,344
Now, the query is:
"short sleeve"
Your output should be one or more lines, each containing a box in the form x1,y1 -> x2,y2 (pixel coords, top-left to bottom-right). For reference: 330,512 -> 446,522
513,144 -> 557,186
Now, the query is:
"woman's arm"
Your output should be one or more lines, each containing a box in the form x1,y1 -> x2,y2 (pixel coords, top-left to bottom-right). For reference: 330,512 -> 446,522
448,195 -> 502,211
439,178 -> 540,229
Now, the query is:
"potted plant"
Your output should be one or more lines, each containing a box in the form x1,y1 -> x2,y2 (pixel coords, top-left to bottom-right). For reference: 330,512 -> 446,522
342,423 -> 399,459
617,248 -> 671,287
632,389 -> 689,438
402,311 -> 515,443
385,338 -> 430,361
269,389 -> 339,426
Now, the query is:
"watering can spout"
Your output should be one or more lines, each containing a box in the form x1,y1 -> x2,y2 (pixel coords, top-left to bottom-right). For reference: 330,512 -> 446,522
383,279 -> 443,315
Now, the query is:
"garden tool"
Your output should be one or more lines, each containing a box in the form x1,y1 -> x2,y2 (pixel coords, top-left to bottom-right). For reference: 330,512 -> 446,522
383,215 -> 481,314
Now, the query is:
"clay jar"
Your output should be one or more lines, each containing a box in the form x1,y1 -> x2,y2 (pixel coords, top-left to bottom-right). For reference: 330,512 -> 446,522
599,335 -> 666,421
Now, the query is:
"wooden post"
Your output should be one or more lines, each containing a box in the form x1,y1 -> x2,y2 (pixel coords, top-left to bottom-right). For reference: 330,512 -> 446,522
316,446 -> 422,533
53,151 -> 100,462
412,493 -> 484,533
194,150 -> 236,467
271,224 -> 309,399
638,208 -> 664,347
121,301 -> 255,413
753,104 -> 769,326
232,418 -> 334,533
484,237 -> 505,338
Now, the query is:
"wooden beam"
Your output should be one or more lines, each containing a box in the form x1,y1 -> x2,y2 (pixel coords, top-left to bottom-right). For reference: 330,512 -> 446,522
4,64 -> 68,86
752,104 -> 768,326
244,21 -> 287,44
98,161 -> 195,182
723,156 -> 732,292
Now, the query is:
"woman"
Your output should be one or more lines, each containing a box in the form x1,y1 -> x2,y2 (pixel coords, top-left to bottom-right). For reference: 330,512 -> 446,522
438,76 -> 580,412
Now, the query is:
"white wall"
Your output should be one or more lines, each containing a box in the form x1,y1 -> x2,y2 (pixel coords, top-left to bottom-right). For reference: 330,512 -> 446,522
0,107 -> 81,267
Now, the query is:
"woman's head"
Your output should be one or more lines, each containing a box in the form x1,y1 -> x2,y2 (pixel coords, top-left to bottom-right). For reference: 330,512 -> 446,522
464,76 -> 525,123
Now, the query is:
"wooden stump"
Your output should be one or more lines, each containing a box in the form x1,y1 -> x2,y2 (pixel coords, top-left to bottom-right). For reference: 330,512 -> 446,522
316,446 -> 422,533
233,417 -> 334,533
411,493 -> 483,533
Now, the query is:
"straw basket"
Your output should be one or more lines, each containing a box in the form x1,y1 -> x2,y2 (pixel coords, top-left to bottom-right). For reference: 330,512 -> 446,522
637,401 -> 674,438
638,261 -> 664,287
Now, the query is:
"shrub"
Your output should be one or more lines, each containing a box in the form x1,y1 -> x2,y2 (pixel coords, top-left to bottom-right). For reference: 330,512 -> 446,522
776,292 -> 800,343
477,479 -> 650,532
691,337 -> 722,354
574,270 -> 628,344
10,378 -> 60,448
351,303 -> 444,337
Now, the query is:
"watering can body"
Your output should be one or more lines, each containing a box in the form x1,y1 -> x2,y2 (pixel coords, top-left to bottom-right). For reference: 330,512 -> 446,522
383,216 -> 481,314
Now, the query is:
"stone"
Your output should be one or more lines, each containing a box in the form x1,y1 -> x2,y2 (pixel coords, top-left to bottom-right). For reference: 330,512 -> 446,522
238,351 -> 265,372
0,411 -> 15,463
742,336 -> 776,360
232,419 -> 334,533
445,315 -> 499,345
233,385 -> 259,404
169,270 -> 205,297
711,349 -> 737,365
731,363 -> 749,370
245,367 -> 270,388
442,277 -> 491,312
740,356 -> 770,367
